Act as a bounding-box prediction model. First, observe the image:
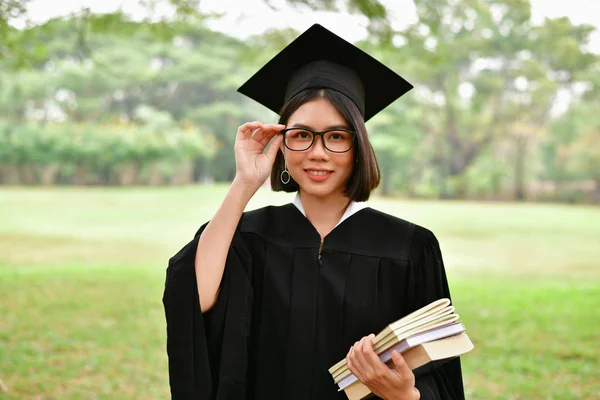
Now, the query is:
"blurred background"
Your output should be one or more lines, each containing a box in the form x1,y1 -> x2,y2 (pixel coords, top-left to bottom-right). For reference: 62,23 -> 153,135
0,0 -> 599,398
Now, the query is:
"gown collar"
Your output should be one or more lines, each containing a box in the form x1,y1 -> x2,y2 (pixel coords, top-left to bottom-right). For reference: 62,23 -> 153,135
292,192 -> 369,228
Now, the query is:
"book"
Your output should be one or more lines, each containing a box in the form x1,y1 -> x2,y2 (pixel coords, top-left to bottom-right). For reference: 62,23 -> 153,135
329,298 -> 459,379
341,333 -> 474,400
334,322 -> 466,387
328,298 -> 474,399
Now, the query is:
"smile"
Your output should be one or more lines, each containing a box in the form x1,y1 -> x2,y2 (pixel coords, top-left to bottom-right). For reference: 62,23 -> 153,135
306,170 -> 332,176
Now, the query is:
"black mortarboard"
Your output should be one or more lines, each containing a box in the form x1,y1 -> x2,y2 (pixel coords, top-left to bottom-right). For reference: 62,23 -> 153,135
237,24 -> 413,122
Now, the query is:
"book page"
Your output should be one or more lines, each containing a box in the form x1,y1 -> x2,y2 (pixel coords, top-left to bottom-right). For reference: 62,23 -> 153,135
328,298 -> 451,374
385,298 -> 451,332
331,316 -> 461,380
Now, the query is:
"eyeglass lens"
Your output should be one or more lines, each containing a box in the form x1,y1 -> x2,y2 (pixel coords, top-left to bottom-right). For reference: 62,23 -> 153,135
284,129 -> 354,152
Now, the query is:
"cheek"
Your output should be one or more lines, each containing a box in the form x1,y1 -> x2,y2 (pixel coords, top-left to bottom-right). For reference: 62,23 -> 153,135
335,153 -> 355,174
286,152 -> 304,169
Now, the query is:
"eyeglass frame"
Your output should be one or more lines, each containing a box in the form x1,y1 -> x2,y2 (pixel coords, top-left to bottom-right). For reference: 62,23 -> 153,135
279,127 -> 357,153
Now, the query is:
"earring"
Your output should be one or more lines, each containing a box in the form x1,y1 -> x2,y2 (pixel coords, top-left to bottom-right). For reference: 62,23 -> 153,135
280,158 -> 291,184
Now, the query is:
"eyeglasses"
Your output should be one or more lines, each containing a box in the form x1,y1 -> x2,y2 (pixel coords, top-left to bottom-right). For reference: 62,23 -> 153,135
280,128 -> 356,153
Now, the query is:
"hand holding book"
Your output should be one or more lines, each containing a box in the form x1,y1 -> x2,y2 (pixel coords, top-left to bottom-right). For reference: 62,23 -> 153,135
331,298 -> 474,400
346,334 -> 421,400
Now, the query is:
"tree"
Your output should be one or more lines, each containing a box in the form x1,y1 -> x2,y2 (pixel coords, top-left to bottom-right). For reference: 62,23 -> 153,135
503,16 -> 597,200
395,0 -> 597,200
398,0 -> 514,197
368,102 -> 423,197
2,0 -> 599,201
1,0 -> 396,69
544,99 -> 600,202
0,17 -> 244,185
569,105 -> 600,201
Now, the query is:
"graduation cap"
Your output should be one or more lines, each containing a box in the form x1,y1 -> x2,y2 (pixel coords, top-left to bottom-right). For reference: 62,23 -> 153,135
237,24 -> 413,122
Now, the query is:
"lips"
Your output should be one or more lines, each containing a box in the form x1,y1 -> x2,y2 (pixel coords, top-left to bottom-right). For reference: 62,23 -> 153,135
304,168 -> 333,182
306,169 -> 332,176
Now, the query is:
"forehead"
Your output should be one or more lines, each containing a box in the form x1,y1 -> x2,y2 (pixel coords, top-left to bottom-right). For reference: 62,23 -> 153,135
287,98 -> 348,128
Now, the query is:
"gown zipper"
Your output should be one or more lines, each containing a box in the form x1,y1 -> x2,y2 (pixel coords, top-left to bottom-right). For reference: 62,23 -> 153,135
317,238 -> 324,266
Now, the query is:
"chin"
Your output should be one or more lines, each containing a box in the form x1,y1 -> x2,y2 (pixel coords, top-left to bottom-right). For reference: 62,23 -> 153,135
297,179 -> 345,199
301,187 -> 335,199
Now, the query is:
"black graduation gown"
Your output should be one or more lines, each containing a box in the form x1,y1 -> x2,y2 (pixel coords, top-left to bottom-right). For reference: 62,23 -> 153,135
162,203 -> 465,400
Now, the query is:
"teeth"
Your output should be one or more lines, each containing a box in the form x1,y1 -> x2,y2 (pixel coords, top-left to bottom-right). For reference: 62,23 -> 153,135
307,170 -> 330,176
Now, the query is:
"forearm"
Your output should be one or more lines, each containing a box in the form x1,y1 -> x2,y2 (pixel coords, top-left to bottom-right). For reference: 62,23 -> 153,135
195,179 -> 257,312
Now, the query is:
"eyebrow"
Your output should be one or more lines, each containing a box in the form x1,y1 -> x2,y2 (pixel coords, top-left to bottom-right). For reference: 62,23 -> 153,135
289,123 -> 350,131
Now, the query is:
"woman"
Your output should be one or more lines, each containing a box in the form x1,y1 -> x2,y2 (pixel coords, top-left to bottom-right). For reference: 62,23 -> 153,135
163,24 -> 464,400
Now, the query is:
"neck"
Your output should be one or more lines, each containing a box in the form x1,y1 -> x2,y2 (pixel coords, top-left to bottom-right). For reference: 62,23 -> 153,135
298,190 -> 351,239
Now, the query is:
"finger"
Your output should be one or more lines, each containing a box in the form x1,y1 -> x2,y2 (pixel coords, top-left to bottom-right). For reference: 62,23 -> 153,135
347,344 -> 366,383
391,350 -> 414,382
250,123 -> 284,146
352,337 -> 377,381
251,127 -> 267,144
265,134 -> 284,161
362,334 -> 386,369
262,123 -> 286,130
256,124 -> 285,147
358,334 -> 390,382
237,121 -> 263,140
237,123 -> 262,142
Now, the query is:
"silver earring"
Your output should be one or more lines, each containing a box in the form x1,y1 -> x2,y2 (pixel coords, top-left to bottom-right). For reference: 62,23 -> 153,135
280,158 -> 291,184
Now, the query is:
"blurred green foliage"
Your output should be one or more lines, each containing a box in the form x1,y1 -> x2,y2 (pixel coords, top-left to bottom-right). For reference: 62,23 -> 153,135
0,0 -> 599,203
0,113 -> 213,185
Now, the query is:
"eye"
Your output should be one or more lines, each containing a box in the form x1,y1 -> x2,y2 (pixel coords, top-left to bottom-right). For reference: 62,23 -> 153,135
287,129 -> 312,140
326,131 -> 351,141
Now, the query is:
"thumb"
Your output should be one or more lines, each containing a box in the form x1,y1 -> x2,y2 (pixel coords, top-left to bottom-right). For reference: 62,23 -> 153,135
266,134 -> 284,161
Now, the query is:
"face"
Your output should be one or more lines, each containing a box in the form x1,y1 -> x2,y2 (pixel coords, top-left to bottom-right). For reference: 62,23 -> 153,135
282,97 -> 355,200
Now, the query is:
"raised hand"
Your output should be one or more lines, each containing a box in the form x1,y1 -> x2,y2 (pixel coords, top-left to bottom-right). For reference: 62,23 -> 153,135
233,121 -> 285,190
347,334 -> 421,400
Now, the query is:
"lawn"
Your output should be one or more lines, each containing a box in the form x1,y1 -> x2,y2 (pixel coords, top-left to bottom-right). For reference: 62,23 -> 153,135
1,185 -> 599,399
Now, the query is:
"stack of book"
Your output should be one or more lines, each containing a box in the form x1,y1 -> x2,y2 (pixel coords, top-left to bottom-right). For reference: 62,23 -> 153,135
328,298 -> 474,400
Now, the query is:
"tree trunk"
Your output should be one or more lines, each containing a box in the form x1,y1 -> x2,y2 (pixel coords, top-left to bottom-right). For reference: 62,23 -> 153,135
116,163 -> 139,185
438,166 -> 453,199
378,156 -> 394,197
40,164 -> 60,185
381,170 -> 392,197
19,164 -> 37,184
513,136 -> 528,201
171,161 -> 194,185
0,165 -> 20,184
73,165 -> 89,185
147,162 -> 164,186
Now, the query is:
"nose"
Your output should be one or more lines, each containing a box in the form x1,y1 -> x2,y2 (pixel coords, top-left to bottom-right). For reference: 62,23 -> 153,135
308,134 -> 328,159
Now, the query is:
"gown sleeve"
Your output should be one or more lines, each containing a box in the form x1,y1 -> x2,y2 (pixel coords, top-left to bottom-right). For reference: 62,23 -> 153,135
162,222 -> 253,400
408,225 -> 466,400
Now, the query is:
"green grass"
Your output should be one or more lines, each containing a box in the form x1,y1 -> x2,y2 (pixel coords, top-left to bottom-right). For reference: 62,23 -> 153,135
1,185 -> 599,399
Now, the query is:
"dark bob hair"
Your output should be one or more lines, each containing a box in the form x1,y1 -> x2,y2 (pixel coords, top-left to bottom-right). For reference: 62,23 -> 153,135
270,88 -> 380,202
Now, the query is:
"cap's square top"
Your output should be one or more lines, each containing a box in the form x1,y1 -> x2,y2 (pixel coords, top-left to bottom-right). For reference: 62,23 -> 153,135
237,24 -> 413,122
